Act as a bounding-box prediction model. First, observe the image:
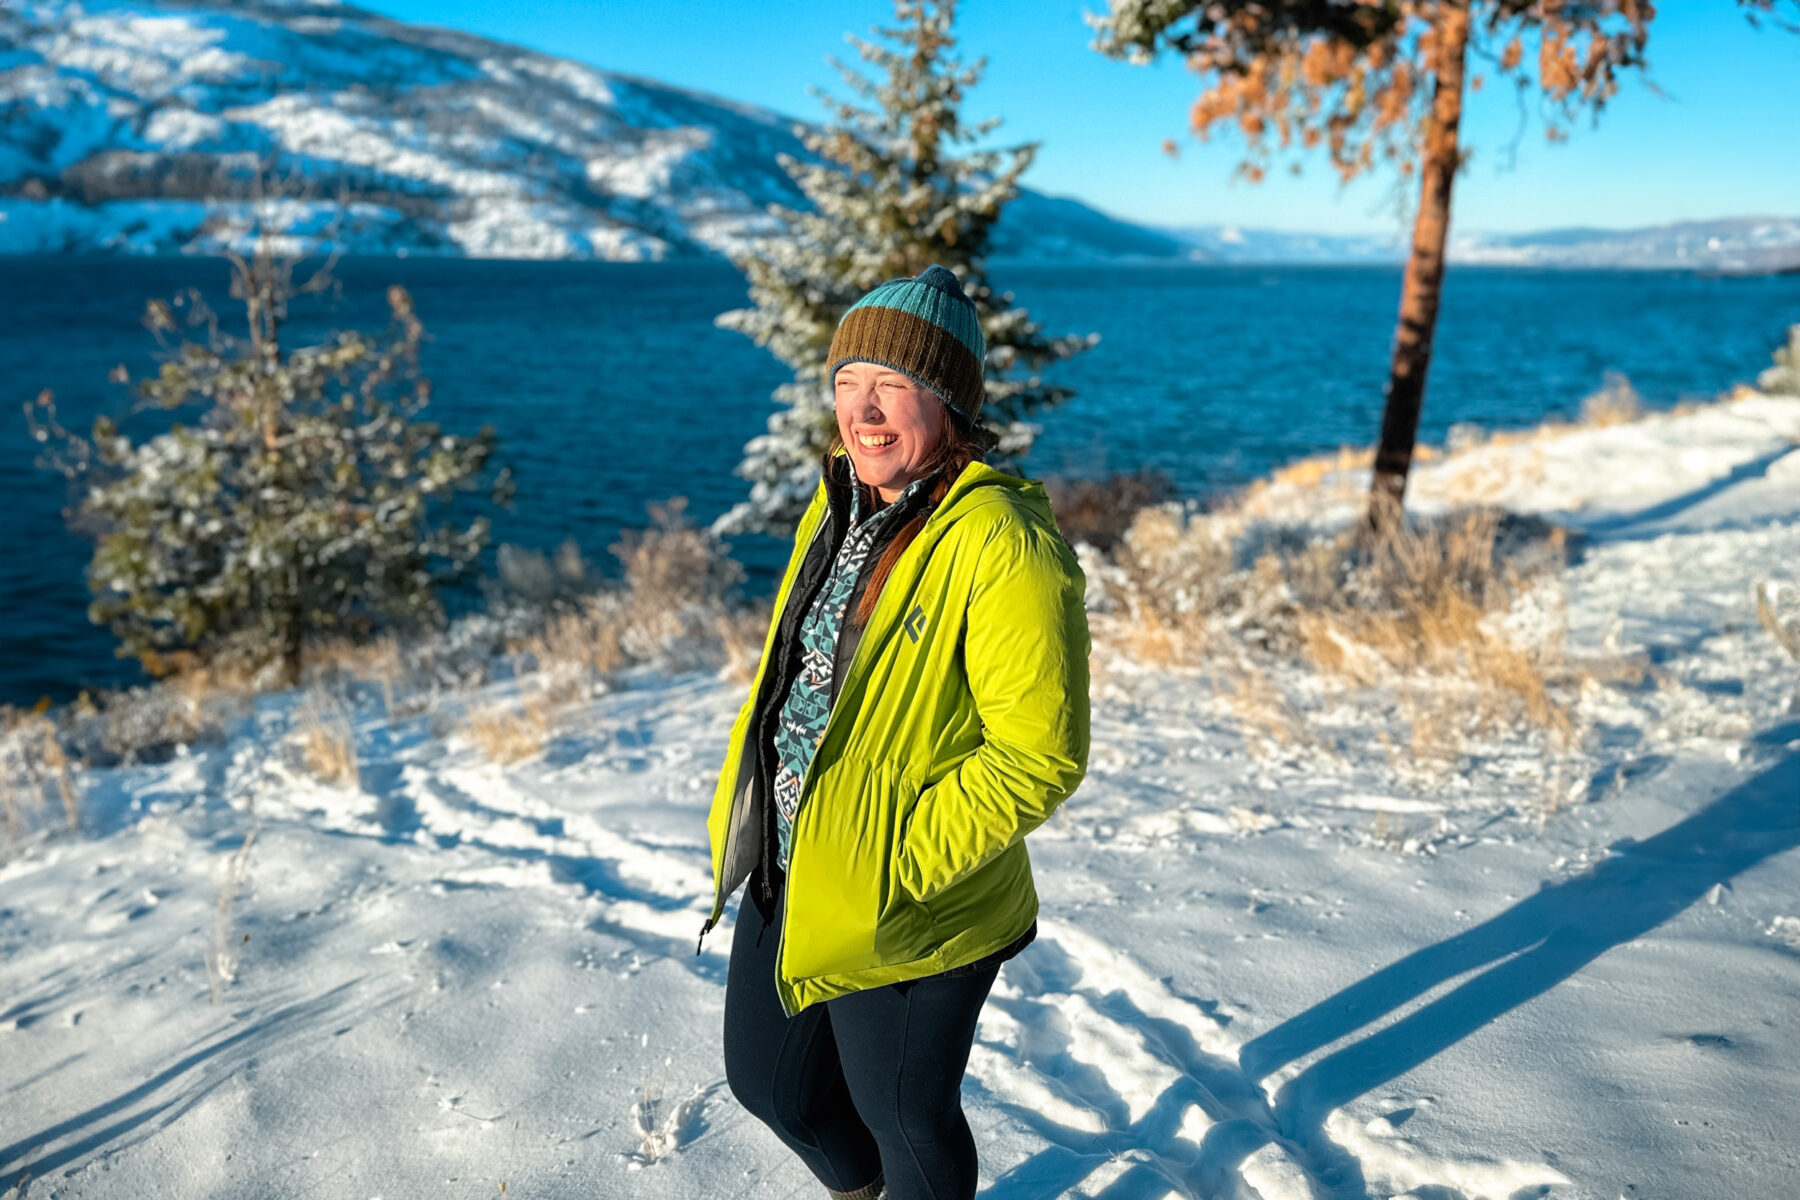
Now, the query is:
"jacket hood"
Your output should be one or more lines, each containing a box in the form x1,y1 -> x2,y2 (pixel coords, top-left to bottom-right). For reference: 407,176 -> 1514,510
826,445 -> 1054,530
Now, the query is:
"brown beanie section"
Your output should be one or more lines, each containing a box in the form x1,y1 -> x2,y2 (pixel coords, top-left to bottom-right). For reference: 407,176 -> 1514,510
826,265 -> 987,425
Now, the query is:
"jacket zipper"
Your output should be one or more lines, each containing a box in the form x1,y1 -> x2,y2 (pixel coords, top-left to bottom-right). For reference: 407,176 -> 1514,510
714,470 -> 953,991
770,506 -> 932,1013
697,509 -> 835,956
761,498 -> 851,906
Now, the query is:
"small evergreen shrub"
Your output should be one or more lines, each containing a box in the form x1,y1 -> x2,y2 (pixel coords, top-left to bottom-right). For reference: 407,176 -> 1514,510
28,248 -> 513,690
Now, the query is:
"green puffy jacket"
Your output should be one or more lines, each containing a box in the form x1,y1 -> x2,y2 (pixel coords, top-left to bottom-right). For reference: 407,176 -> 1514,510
704,451 -> 1091,1016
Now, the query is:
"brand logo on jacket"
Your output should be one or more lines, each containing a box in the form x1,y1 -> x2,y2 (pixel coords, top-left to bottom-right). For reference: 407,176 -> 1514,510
903,603 -> 928,643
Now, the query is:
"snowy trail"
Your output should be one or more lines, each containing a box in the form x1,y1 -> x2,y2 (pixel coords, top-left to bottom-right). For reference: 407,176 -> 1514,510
4,395 -> 1800,1199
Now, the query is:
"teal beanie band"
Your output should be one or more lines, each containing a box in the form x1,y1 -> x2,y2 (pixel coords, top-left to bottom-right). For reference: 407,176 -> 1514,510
827,265 -> 986,425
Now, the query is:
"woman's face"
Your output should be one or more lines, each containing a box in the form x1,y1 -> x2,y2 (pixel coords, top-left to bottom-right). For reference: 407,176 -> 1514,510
834,361 -> 945,502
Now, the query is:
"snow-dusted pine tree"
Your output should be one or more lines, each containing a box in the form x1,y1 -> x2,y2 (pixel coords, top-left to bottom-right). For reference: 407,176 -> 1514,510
28,243 -> 513,688
712,0 -> 1098,537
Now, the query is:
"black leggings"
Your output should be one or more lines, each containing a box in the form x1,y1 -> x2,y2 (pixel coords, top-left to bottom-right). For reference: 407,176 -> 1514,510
722,876 -> 1001,1200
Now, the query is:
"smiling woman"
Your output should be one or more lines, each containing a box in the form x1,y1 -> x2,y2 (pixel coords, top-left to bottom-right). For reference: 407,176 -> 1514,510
707,264 -> 1092,1200
835,363 -> 946,501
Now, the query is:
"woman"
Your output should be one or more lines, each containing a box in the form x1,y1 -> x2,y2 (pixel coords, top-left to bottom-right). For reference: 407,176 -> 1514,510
701,264 -> 1091,1200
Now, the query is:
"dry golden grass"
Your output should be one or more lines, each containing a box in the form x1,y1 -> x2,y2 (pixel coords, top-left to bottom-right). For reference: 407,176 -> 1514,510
1092,495 -> 1579,767
0,709 -> 82,848
39,720 -> 79,833
137,645 -> 268,698
1755,580 -> 1800,661
1293,513 -> 1573,757
1579,373 -> 1643,428
508,599 -> 625,706
0,785 -> 22,851
304,633 -> 405,712
506,495 -> 754,703
297,689 -> 359,787
206,825 -> 257,1004
1089,503 -> 1234,666
1114,601 -> 1194,667
607,497 -> 747,663
461,693 -> 555,765
714,604 -> 775,686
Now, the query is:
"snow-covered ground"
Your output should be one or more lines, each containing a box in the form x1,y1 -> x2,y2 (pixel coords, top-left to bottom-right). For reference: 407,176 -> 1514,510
3,394 -> 1798,1200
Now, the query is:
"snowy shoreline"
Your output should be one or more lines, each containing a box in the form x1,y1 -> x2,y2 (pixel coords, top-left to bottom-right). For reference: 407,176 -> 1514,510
3,393 -> 1799,1200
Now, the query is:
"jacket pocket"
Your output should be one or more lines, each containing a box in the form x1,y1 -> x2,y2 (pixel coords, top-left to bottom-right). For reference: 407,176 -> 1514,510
782,756 -> 935,978
873,762 -> 937,961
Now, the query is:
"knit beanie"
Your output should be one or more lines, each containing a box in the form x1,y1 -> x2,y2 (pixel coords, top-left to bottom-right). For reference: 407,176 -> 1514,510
827,265 -> 986,425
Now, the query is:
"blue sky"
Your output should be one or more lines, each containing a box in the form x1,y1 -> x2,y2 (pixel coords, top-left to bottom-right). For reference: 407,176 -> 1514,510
358,0 -> 1799,236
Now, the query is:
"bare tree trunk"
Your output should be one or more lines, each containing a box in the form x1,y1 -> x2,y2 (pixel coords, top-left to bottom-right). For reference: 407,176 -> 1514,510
1367,3 -> 1471,536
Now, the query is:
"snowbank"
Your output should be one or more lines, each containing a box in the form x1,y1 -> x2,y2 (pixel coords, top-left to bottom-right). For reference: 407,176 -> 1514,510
3,395 -> 1798,1199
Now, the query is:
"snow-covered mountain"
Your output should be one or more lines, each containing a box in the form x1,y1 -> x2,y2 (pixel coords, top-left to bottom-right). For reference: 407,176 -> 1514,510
3,2 -> 1794,270
1156,224 -> 1404,265
1449,216 -> 1800,272
0,0 -> 1187,260
1159,217 -> 1800,272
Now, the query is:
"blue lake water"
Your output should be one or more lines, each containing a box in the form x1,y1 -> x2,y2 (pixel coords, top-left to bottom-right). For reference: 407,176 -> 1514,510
5,256 -> 1799,705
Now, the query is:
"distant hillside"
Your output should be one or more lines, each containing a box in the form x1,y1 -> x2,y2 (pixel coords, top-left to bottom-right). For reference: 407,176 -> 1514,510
0,0 -> 1181,261
2,2 -> 1790,271
1155,218 -> 1800,272
1154,225 -> 1402,265
1449,217 -> 1800,272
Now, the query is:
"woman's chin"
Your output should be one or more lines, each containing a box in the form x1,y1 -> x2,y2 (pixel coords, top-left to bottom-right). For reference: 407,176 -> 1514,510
850,451 -> 902,487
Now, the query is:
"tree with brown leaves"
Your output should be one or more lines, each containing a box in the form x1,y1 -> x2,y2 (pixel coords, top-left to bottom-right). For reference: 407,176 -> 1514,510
1092,1 -> 1656,534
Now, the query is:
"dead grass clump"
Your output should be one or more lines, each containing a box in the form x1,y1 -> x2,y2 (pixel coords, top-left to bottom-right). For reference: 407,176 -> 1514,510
509,600 -> 625,707
461,694 -> 554,765
1091,497 -> 1578,766
714,604 -> 775,686
1578,371 -> 1643,428
606,497 -> 747,664
1043,469 -> 1176,552
0,708 -> 83,852
1292,511 -> 1574,747
302,633 -> 406,713
505,497 -> 757,710
143,645 -> 275,701
296,689 -> 359,787
206,825 -> 257,1004
1755,580 -> 1800,660
1090,503 -> 1235,665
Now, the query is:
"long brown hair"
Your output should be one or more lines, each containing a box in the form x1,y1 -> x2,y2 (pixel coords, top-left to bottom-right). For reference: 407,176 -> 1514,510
823,407 -> 994,630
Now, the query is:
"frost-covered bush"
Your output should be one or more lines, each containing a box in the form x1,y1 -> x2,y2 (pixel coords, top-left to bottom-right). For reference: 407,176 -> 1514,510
28,249 -> 513,689
713,0 -> 1097,536
1757,323 -> 1800,396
